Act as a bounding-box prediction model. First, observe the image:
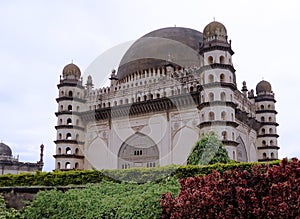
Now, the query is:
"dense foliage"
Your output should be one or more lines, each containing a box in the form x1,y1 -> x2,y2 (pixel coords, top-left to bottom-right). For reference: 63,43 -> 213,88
0,161 -> 280,186
187,133 -> 230,165
0,195 -> 20,219
22,179 -> 179,219
160,158 -> 300,219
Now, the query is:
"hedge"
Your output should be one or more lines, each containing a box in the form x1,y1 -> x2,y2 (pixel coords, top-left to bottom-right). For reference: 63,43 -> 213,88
0,160 -> 280,186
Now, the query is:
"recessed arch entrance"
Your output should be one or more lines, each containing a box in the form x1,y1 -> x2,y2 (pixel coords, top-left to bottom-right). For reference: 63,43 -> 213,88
118,132 -> 159,169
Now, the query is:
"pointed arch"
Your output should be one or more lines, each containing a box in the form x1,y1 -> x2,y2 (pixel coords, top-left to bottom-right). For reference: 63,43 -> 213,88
118,132 -> 159,169
236,136 -> 248,162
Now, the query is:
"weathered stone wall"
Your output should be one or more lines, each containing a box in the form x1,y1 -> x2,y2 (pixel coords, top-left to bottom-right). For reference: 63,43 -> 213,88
0,186 -> 85,210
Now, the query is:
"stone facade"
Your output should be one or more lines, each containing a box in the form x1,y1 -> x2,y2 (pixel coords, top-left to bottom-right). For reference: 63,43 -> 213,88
54,21 -> 279,170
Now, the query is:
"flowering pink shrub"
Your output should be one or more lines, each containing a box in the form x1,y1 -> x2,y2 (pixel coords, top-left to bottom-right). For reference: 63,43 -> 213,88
160,158 -> 300,219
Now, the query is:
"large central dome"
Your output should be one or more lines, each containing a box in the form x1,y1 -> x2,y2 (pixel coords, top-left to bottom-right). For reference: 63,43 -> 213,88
117,27 -> 203,80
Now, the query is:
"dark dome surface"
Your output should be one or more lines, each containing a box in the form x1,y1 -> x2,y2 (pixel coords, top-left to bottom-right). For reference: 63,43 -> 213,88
0,142 -> 12,156
203,21 -> 227,39
117,27 -> 203,79
256,80 -> 272,94
63,63 -> 81,79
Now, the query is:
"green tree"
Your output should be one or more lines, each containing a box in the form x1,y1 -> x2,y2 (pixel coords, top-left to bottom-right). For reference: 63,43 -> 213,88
187,133 -> 230,165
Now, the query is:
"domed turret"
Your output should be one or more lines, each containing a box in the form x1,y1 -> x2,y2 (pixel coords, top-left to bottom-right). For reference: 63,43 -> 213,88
0,142 -> 12,157
62,63 -> 81,80
203,21 -> 227,42
256,80 -> 272,94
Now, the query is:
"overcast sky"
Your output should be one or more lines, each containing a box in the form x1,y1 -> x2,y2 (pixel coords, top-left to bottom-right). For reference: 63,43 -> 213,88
0,0 -> 299,171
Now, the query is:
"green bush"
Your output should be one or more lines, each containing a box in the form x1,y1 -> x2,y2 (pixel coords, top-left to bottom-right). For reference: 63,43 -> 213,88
0,195 -> 21,219
23,179 -> 180,219
187,133 -> 230,165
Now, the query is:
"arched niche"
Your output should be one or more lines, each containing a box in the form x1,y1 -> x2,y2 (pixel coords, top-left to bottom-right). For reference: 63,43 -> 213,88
118,132 -> 159,169
236,136 -> 248,162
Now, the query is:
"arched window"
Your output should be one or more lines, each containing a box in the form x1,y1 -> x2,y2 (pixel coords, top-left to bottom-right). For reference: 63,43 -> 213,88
220,74 -> 225,82
66,147 -> 71,154
65,162 -> 71,169
156,93 -> 160,99
262,140 -> 266,146
201,113 -> 204,120
261,128 -> 266,135
261,116 -> 265,122
75,148 -> 79,155
263,153 -> 267,159
75,162 -> 79,169
267,104 -> 271,109
231,113 -> 234,121
222,131 -> 227,140
270,140 -> 274,146
76,106 -> 80,111
137,97 -> 141,102
58,147 -> 61,154
143,95 -> 147,101
76,134 -> 79,140
119,99 -> 123,105
208,56 -> 213,64
58,133 -> 62,140
190,86 -> 194,92
269,128 -> 273,134
219,56 -> 225,64
271,152 -> 274,159
221,111 -> 226,120
60,105 -> 63,111
68,91 -> 73,97
57,162 -> 61,169
66,133 -> 72,140
67,118 -> 72,125
114,101 -> 117,106
68,105 -> 72,111
76,119 -> 79,125
59,119 -> 62,125
208,74 -> 214,83
233,151 -> 236,160
209,112 -> 215,121
61,91 -> 64,96
125,98 -> 129,104
232,132 -> 235,141
269,117 -> 272,122
220,92 -> 226,101
209,92 -> 214,102
261,105 -> 265,110
103,103 -> 106,108
229,76 -> 232,83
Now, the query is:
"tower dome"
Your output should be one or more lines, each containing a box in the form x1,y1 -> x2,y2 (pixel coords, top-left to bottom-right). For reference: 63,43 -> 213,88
62,63 -> 81,80
117,27 -> 203,80
256,80 -> 272,94
203,21 -> 227,40
0,142 -> 12,156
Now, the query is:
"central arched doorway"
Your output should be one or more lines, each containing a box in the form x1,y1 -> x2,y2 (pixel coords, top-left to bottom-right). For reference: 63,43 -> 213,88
118,132 -> 159,169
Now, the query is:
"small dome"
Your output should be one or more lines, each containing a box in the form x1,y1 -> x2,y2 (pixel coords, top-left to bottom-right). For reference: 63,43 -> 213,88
256,80 -> 272,94
0,142 -> 12,156
62,63 -> 81,79
203,21 -> 227,39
